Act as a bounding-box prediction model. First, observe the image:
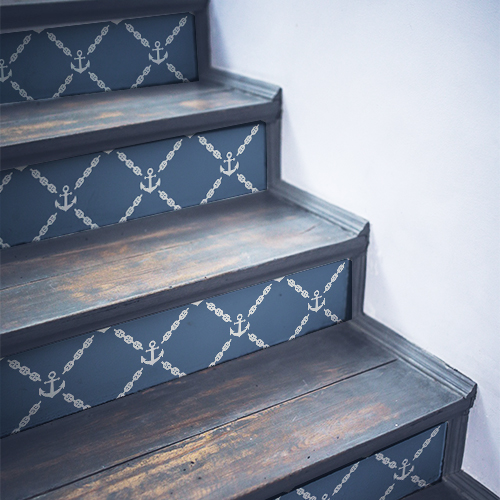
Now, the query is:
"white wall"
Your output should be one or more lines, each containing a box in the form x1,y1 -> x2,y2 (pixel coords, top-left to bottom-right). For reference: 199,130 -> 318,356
209,0 -> 500,494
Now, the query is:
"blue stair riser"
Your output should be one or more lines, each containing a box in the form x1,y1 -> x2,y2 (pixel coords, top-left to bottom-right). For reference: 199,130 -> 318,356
1,259 -> 350,436
274,424 -> 447,500
0,122 -> 266,248
0,13 -> 197,104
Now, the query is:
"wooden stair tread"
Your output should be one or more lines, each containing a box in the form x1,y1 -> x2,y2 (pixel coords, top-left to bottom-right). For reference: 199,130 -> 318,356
0,192 -> 364,355
0,320 -> 474,500
0,78 -> 280,170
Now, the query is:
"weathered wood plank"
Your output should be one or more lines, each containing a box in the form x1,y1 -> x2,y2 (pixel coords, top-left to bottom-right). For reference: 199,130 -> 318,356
1,0 -> 208,34
0,80 -> 280,170
0,324 -> 395,500
0,193 -> 363,355
31,360 -> 462,500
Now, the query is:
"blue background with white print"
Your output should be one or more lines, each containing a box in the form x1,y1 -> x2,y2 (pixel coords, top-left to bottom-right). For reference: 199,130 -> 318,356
1,259 -> 350,436
0,13 -> 197,104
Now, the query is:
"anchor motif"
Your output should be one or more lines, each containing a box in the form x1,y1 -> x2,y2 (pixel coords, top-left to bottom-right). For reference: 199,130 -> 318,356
230,314 -> 250,337
39,371 -> 65,398
220,152 -> 239,176
394,459 -> 414,481
140,168 -> 161,193
141,341 -> 164,366
55,185 -> 77,211
0,59 -> 12,83
71,50 -> 90,74
149,41 -> 168,65
308,290 -> 325,312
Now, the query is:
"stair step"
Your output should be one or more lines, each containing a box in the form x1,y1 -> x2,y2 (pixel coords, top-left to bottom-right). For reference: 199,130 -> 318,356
0,319 -> 475,500
0,0 -> 207,33
0,76 -> 281,170
0,191 -> 366,356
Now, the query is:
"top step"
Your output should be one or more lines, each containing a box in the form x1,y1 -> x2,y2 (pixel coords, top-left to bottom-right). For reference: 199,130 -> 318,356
0,0 -> 207,33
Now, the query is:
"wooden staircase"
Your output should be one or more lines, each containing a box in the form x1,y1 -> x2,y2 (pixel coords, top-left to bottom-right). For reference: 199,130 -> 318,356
0,1 -> 485,499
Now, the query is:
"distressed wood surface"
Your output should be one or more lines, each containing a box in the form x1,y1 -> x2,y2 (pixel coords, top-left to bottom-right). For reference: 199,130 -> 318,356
0,80 -> 280,170
31,359 -> 461,500
0,0 -> 208,33
0,192 -> 363,355
0,324 -> 395,500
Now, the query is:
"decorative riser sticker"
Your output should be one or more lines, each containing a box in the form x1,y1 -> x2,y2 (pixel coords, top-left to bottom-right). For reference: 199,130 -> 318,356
0,122 -> 266,248
0,14 -> 197,104
273,424 -> 447,500
0,260 -> 350,436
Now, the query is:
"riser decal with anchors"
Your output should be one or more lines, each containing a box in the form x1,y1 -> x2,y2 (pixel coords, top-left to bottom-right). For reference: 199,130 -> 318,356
0,13 -> 198,104
272,424 -> 447,500
1,259 -> 351,437
0,121 -> 266,248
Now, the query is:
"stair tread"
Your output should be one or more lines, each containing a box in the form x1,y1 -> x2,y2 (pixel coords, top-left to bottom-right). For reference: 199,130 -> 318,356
0,78 -> 280,170
405,480 -> 468,500
0,192 -> 363,355
1,0 -> 207,33
0,320 -> 473,500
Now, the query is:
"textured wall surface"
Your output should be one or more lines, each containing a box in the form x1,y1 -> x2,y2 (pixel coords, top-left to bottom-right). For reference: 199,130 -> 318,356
272,424 -> 446,500
0,122 -> 265,248
209,0 -> 500,493
0,13 -> 197,103
1,259 -> 350,436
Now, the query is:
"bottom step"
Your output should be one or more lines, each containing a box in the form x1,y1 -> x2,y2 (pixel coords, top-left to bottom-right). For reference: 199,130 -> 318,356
0,316 -> 475,500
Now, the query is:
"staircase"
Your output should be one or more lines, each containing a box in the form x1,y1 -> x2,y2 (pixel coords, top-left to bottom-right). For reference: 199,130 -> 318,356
0,2 -> 485,499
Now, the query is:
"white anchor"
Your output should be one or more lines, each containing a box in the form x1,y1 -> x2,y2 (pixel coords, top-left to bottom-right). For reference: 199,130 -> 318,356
71,50 -> 90,74
141,341 -> 164,366
308,290 -> 325,312
55,185 -> 77,211
39,371 -> 65,398
140,168 -> 161,193
230,314 -> 250,337
0,59 -> 12,83
149,41 -> 168,65
394,459 -> 414,481
220,152 -> 239,176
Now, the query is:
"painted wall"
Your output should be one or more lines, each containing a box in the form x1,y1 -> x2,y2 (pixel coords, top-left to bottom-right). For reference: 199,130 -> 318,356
209,0 -> 500,495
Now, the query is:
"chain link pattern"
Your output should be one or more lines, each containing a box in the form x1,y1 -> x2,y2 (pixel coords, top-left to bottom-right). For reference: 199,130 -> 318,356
89,72 -> 111,91
167,63 -> 189,83
200,177 -> 222,204
236,125 -> 260,156
162,308 -> 190,344
289,314 -> 309,340
0,237 -> 10,249
206,302 -> 232,322
74,208 -> 99,229
74,155 -> 100,190
324,309 -> 342,324
0,172 -> 13,194
209,340 -> 232,367
63,335 -> 94,374
158,139 -> 183,172
198,136 -> 222,160
47,32 -> 72,56
119,195 -> 143,223
379,484 -> 395,500
375,453 -> 398,469
11,401 -> 42,434
52,74 -> 73,98
287,279 -> 310,299
62,393 -> 91,409
248,333 -> 269,349
158,190 -> 181,210
236,173 -> 259,193
413,426 -> 441,460
10,35 -> 32,64
323,263 -> 346,293
161,360 -> 186,378
11,80 -> 33,100
116,151 -> 143,176
410,475 -> 427,488
125,23 -> 151,48
117,368 -> 143,398
115,329 -> 143,350
166,16 -> 188,45
32,213 -> 58,242
30,168 -> 57,193
131,65 -> 151,89
248,284 -> 273,316
7,360 -> 41,382
87,25 -> 109,55
296,488 -> 316,500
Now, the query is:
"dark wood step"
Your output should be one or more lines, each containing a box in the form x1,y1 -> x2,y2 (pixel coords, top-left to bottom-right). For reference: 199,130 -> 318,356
0,191 -> 367,356
0,318 -> 476,500
0,0 -> 207,33
0,75 -> 280,170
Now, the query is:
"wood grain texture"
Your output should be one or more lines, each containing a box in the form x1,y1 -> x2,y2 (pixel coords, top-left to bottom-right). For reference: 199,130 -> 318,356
0,80 -> 280,170
0,324 -> 395,500
0,0 -> 208,33
0,192 -> 364,355
31,360 -> 462,500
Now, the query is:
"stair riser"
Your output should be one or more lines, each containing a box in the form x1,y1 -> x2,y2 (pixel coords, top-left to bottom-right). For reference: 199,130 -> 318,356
0,13 -> 197,104
1,259 -> 350,436
0,121 -> 265,248
272,424 -> 447,500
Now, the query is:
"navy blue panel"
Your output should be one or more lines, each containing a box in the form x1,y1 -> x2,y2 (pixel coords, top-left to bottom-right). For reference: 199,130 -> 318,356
0,14 -> 197,104
0,122 -> 266,248
274,424 -> 447,500
0,259 -> 350,436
